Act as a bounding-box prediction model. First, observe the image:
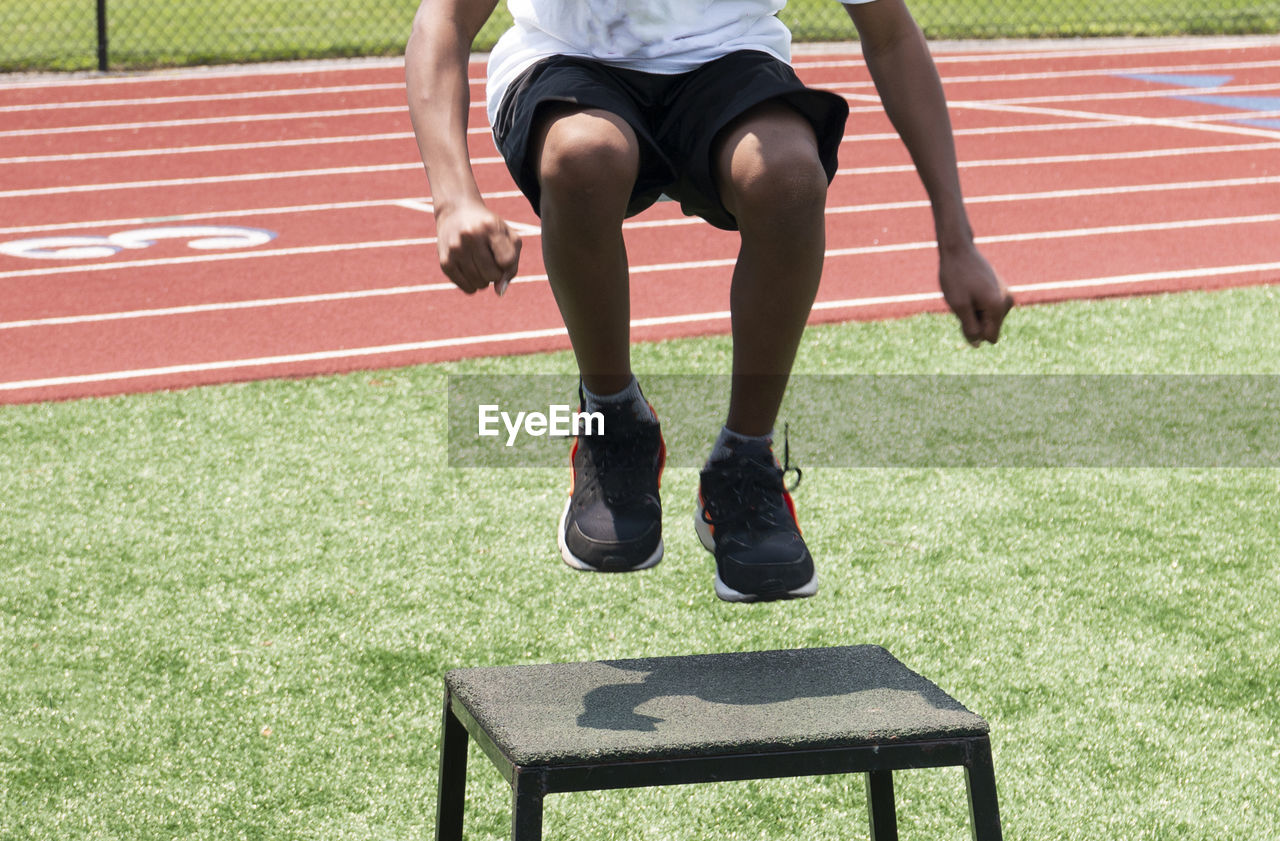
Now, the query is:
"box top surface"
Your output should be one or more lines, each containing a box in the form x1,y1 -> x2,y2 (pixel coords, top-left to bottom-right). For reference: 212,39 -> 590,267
446,645 -> 989,766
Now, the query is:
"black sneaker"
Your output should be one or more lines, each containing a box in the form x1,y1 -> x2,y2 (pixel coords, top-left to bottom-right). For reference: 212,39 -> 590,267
694,436 -> 816,602
558,398 -> 665,572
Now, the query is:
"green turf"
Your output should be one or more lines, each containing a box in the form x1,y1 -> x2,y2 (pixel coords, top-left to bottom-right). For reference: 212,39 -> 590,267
2,285 -> 1279,840
4,0 -> 1278,71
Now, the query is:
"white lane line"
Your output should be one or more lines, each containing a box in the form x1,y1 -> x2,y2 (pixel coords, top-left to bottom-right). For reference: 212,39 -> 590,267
0,39 -> 1268,97
6,93 -> 1267,149
4,176 -> 1278,281
6,74 -> 1276,143
0,119 -> 1101,167
0,237 -> 437,280
839,140 -> 1280,175
814,260 -> 1280,312
973,80 -> 1280,106
6,210 -> 1279,329
948,98 -> 1280,140
8,56 -> 1279,139
0,40 -> 1267,98
6,258 -> 1280,394
0,117 -> 1195,181
0,106 -> 407,138
844,97 -> 1280,137
0,162 -> 426,199
939,57 -> 1280,84
0,197 -> 437,236
795,40 -> 1280,70
9,118 -> 1277,173
0,57 -> 415,89
3,172 -> 1277,272
12,57 -> 1279,113
0,82 -> 407,113
0,328 -> 573,393
6,123 -> 1278,200
0,132 -> 417,165
0,284 -> 452,330
818,65 -> 1280,94
2,100 -> 486,139
933,115 -> 1277,141
0,106 -> 493,139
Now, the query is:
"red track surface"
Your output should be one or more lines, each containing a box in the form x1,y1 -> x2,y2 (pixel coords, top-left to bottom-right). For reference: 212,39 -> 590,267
3,39 -> 1280,403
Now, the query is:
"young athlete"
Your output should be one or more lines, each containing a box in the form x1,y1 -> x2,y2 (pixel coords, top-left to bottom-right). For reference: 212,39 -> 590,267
406,0 -> 1012,601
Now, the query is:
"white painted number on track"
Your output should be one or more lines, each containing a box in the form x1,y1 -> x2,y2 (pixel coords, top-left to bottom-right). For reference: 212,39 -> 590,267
0,226 -> 277,260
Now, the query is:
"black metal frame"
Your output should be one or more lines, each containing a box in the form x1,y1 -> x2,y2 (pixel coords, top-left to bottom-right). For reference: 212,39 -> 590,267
436,688 -> 1002,841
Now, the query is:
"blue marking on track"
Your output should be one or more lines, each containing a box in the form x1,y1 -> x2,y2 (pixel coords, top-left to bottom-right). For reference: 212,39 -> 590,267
1117,72 -> 1280,131
1120,73 -> 1235,89
1179,94 -> 1280,130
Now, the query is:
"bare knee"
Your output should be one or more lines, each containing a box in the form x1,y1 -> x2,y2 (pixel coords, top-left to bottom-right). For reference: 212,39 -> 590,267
716,104 -> 828,229
534,108 -> 640,214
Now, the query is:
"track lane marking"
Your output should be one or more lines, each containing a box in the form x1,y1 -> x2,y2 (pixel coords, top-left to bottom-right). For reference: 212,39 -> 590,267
6,210 -> 1280,328
0,115 -> 1212,170
6,259 -> 1280,394
0,163 -> 429,199
948,98 -> 1280,139
0,132 -> 418,165
971,81 -> 1280,106
0,120 -> 1139,167
796,40 -> 1280,68
5,173 -> 1279,280
837,140 -> 1280,175
0,106 -> 477,139
12,58 -> 1280,113
9,126 -> 1277,173
3,38 -> 1271,93
7,131 -> 1279,199
5,176 -> 1279,280
0,197 -> 440,236
0,82 -> 409,113
818,58 -> 1280,86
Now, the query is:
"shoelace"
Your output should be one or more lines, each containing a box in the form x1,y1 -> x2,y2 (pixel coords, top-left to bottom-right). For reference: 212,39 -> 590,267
780,423 -> 802,493
581,416 -> 660,506
702,425 -> 802,533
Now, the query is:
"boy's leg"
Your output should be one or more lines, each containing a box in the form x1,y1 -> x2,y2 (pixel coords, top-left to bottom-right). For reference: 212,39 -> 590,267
694,100 -> 828,602
531,104 -> 666,572
531,105 -> 641,396
714,100 -> 829,436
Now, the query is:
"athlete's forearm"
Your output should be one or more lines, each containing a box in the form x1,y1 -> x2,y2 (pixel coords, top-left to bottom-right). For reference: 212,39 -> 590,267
405,0 -> 497,216
846,0 -> 973,251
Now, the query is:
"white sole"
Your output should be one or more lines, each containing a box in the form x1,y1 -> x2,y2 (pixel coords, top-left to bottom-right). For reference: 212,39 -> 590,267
694,496 -> 818,602
557,496 -> 664,572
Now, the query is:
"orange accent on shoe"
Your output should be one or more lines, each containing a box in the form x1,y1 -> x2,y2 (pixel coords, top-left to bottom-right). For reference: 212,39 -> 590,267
782,490 -> 802,535
698,489 -> 716,539
568,438 -> 579,495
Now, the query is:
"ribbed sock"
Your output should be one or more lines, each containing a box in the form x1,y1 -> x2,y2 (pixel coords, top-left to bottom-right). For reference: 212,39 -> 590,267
581,376 -> 656,424
706,425 -> 773,466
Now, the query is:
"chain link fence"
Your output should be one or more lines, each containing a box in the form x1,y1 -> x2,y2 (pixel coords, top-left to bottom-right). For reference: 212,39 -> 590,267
4,0 -> 1278,73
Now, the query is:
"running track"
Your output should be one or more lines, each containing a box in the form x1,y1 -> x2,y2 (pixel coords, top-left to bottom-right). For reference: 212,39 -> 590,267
3,38 -> 1280,404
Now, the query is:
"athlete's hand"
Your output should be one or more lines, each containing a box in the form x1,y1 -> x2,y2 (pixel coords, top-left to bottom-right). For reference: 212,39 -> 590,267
435,199 -> 522,296
938,243 -> 1013,346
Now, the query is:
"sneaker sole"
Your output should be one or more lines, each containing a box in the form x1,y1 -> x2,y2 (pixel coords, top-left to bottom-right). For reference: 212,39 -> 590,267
557,496 -> 664,572
694,497 -> 818,602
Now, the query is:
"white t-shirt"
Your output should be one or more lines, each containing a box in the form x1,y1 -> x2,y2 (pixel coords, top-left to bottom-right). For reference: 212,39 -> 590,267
486,0 -> 877,125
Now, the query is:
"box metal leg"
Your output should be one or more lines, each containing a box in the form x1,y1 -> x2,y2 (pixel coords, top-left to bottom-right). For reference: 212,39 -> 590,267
965,736 -> 1003,841
511,772 -> 545,841
435,693 -> 469,841
866,769 -> 899,841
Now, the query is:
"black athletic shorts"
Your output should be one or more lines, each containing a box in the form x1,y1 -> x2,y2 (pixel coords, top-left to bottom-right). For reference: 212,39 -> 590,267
490,50 -> 849,231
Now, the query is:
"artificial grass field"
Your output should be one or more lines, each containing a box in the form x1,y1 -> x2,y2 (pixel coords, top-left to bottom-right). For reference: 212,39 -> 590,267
3,285 -> 1279,840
